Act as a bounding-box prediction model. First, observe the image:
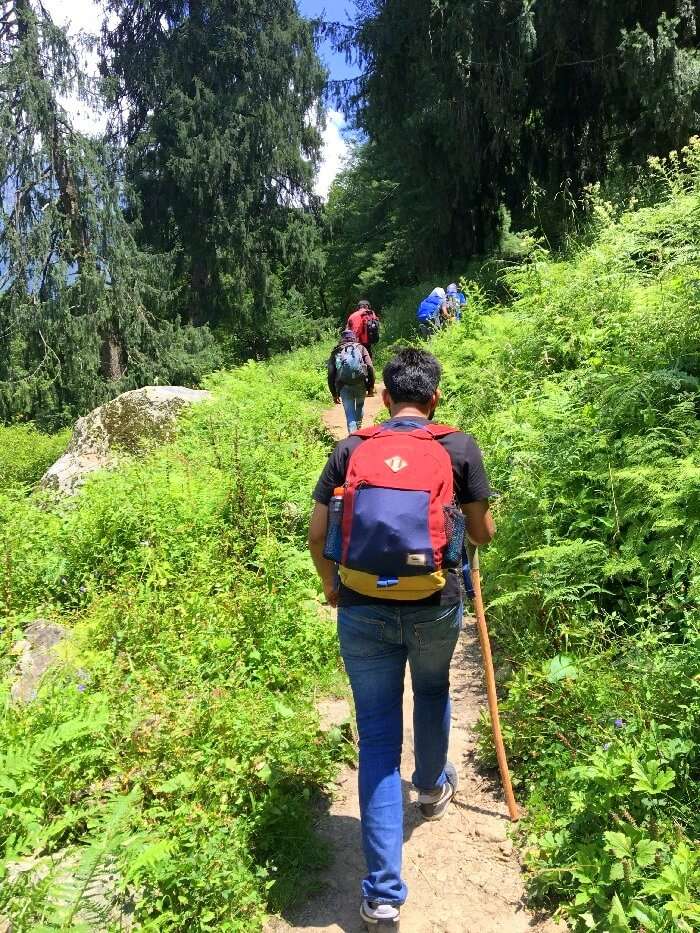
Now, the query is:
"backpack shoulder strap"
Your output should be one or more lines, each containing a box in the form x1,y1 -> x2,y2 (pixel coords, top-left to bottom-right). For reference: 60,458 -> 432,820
350,425 -> 384,439
351,422 -> 458,440
421,422 -> 459,439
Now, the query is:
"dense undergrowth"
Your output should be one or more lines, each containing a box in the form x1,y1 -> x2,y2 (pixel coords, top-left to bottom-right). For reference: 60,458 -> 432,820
0,350 -> 349,931
3,144 -> 700,933
426,144 -> 700,931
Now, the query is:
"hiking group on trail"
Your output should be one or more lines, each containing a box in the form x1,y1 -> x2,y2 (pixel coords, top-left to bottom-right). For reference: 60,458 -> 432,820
417,283 -> 467,337
309,347 -> 496,931
327,301 -> 380,435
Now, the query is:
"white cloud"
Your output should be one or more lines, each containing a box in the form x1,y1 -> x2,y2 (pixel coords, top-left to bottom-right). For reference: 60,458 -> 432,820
315,109 -> 349,200
44,0 -> 102,35
43,0 -> 106,135
42,0 -> 351,195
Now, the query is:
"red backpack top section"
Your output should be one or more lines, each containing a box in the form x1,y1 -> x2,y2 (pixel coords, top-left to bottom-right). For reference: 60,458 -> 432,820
347,308 -> 378,344
341,423 -> 458,571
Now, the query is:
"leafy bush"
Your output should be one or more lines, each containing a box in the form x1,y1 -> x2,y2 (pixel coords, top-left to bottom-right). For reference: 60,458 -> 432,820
0,424 -> 70,488
0,350 -> 349,931
428,141 -> 700,930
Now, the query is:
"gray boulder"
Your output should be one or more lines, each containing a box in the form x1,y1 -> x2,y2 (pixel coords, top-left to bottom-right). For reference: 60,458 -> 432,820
41,386 -> 212,495
10,619 -> 66,704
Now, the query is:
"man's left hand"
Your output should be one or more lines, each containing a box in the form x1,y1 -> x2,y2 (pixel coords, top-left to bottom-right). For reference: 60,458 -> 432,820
323,577 -> 339,607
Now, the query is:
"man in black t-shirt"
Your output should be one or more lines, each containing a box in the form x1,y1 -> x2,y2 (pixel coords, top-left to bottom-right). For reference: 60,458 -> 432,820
308,348 -> 495,929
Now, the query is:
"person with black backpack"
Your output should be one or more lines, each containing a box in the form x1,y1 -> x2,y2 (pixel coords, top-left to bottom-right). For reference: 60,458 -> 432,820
347,299 -> 381,359
328,329 -> 375,434
309,348 -> 495,930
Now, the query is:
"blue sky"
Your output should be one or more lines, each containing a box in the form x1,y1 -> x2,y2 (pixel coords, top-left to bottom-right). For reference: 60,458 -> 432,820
297,0 -> 361,85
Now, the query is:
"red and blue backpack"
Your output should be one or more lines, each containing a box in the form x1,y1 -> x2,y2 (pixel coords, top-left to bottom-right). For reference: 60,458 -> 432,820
337,421 -> 465,599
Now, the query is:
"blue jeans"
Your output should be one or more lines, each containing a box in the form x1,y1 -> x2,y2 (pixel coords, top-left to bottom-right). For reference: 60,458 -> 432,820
338,602 -> 462,905
339,384 -> 366,433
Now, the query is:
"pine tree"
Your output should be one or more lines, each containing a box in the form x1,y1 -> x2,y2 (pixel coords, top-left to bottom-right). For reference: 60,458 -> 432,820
0,0 -> 219,427
345,0 -> 700,260
101,0 -> 327,331
323,142 -> 413,313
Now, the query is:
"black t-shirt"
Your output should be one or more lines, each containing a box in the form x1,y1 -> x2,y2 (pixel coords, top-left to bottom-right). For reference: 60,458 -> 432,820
312,416 -> 494,606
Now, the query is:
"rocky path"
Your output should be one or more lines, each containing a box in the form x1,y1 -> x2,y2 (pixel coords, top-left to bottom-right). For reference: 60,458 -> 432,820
265,392 -> 560,933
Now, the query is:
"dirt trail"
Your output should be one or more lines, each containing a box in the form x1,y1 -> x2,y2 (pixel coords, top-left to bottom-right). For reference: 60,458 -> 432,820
265,394 -> 560,933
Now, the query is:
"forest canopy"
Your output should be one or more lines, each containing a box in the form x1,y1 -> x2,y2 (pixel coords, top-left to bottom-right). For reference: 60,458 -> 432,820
3,0 -> 700,421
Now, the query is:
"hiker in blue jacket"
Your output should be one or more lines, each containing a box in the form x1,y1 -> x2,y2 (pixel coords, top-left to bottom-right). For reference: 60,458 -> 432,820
416,287 -> 446,337
445,283 -> 467,323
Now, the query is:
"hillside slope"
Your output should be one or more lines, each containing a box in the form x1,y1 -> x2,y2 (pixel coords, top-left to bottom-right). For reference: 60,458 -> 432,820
426,146 -> 700,931
2,144 -> 700,932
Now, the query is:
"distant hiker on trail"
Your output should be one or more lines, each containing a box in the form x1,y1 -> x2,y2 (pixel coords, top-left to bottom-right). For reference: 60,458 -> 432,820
328,329 -> 375,434
416,286 -> 446,337
347,299 -> 381,358
309,348 -> 496,930
445,282 -> 467,323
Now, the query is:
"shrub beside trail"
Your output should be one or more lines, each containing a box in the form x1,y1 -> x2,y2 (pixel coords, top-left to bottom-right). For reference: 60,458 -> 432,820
426,146 -> 700,931
0,349 -> 347,931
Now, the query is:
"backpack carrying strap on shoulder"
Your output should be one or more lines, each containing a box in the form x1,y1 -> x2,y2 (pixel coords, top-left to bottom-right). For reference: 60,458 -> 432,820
350,421 -> 457,439
350,425 -> 384,438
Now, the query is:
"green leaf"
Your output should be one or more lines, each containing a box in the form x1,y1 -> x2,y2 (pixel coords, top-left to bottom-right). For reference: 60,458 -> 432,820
272,700 -> 295,720
609,861 -> 626,881
544,654 -> 578,683
213,636 -> 234,651
607,894 -> 632,931
604,831 -> 634,860
628,901 -> 661,926
154,771 -> 195,794
125,839 -> 176,882
629,758 -> 676,795
635,838 -> 663,868
256,761 -> 273,784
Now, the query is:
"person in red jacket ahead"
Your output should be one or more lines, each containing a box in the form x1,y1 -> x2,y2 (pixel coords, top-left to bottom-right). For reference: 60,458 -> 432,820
347,300 -> 380,359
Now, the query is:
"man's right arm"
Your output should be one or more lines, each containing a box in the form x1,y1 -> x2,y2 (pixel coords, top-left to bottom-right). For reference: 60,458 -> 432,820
363,348 -> 375,393
461,500 -> 495,546
327,354 -> 338,401
308,503 -> 338,607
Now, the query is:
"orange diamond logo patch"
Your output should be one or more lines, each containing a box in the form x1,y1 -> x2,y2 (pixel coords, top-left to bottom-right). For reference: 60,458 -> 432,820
385,456 -> 408,473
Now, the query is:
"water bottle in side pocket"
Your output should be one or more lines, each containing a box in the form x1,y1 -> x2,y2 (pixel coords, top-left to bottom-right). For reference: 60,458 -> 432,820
323,487 -> 344,563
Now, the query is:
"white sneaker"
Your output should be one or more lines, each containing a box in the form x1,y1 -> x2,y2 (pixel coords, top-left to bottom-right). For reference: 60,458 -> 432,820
417,760 -> 459,821
360,899 -> 400,929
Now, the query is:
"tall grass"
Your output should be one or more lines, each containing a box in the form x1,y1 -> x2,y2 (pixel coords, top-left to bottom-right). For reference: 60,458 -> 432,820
428,141 -> 700,931
0,350 -> 349,931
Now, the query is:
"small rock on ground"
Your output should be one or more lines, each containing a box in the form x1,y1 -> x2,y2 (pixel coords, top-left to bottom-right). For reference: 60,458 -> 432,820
10,619 -> 66,704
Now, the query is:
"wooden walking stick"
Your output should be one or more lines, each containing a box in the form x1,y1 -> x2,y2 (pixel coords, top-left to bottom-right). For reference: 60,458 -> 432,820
468,544 -> 520,821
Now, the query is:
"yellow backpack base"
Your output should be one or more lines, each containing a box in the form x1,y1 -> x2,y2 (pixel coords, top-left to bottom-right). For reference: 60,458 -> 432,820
339,566 -> 447,601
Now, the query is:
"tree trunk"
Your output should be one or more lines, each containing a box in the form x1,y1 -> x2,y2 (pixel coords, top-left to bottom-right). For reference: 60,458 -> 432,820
187,256 -> 211,324
100,332 -> 126,381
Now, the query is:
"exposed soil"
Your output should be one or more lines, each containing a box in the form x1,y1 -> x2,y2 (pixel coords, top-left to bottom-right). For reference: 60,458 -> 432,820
320,384 -> 387,440
265,393 -> 562,933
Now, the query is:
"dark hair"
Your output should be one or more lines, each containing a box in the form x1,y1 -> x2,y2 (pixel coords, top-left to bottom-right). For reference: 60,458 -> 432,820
383,348 -> 442,404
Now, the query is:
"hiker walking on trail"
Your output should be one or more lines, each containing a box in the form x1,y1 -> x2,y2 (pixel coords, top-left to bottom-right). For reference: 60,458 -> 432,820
328,329 -> 375,434
416,287 -> 446,337
309,348 -> 495,930
347,299 -> 381,358
445,282 -> 467,323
